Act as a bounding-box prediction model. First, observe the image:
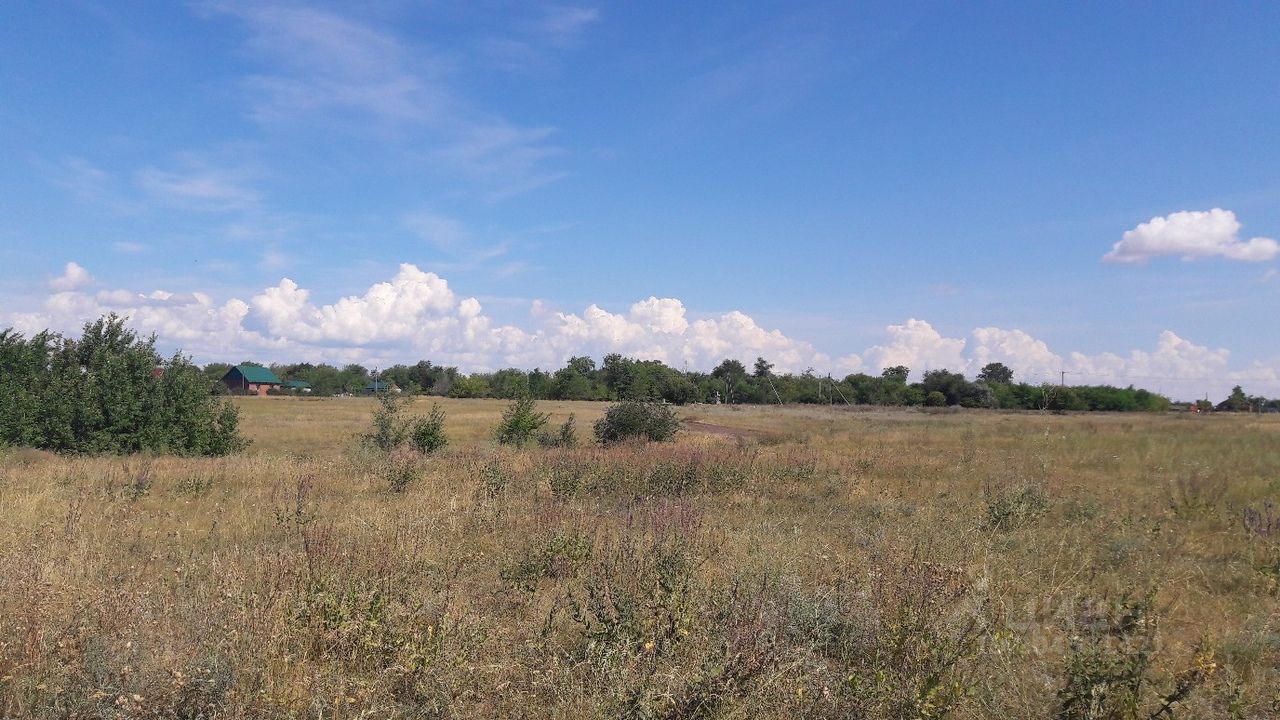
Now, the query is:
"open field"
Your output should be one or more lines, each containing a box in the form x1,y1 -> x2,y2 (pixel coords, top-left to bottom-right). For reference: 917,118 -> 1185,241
2,398 -> 1279,718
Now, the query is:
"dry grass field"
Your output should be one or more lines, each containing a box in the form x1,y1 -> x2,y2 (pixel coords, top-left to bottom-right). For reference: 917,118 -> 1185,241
1,398 -> 1278,718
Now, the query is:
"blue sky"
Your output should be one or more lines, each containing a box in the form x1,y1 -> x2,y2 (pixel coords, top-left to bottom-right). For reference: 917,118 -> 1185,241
2,1 -> 1278,400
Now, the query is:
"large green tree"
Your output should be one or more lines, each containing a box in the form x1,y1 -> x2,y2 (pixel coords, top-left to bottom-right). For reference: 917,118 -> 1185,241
977,362 -> 1014,385
1,315 -> 245,455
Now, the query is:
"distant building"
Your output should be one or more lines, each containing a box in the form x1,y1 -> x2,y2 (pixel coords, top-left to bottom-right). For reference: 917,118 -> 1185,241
284,379 -> 313,393
364,380 -> 400,394
221,365 -> 283,396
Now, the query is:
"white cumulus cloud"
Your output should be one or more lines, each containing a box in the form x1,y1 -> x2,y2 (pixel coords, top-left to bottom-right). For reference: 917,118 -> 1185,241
863,319 -> 966,377
1067,331 -> 1231,389
969,327 -> 1063,382
49,262 -> 95,292
6,262 -> 1279,401
8,264 -> 836,374
251,264 -> 458,345
1104,208 -> 1279,264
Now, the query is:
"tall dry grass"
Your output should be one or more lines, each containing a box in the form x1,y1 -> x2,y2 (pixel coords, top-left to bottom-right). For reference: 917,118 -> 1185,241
1,398 -> 1277,717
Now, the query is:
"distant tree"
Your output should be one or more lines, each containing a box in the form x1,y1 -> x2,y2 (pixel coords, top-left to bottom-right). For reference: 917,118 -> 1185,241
753,357 -> 774,378
338,363 -> 371,393
565,356 -> 597,377
448,374 -> 490,398
921,369 -> 981,407
550,365 -> 604,400
881,366 -> 910,384
601,353 -> 631,397
202,362 -> 232,386
490,368 -> 533,399
1217,385 -> 1250,412
711,358 -> 749,402
977,362 -> 1014,385
712,358 -> 747,381
924,390 -> 947,407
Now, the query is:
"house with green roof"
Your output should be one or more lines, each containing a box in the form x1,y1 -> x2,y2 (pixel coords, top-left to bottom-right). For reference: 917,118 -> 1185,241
221,364 -> 283,396
364,380 -> 400,394
284,379 -> 312,393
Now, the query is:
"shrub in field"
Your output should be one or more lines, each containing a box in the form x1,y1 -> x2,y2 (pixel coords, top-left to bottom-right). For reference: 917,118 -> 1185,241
366,392 -> 450,453
592,400 -> 681,445
477,458 -> 511,501
0,315 -> 245,455
985,482 -> 1051,531
500,529 -> 593,594
543,451 -> 594,499
567,518 -> 697,660
788,558 -> 987,718
409,403 -> 449,454
1165,464 -> 1227,516
495,396 -> 549,447
382,447 -> 420,493
537,414 -> 579,448
535,444 -> 756,498
1055,590 -> 1214,720
359,394 -> 430,491
365,392 -> 410,451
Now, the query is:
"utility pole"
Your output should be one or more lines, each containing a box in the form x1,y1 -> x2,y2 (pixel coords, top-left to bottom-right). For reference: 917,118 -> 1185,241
767,376 -> 782,405
829,374 -> 850,405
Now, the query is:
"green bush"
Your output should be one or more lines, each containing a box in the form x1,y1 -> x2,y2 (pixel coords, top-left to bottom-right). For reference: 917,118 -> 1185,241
364,392 -> 410,451
0,315 -> 245,455
537,414 -> 578,448
409,403 -> 449,454
592,400 -> 681,445
495,396 -> 548,447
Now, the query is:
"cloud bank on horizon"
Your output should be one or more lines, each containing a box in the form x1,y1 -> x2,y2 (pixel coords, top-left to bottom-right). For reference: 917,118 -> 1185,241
5,260 -> 1275,403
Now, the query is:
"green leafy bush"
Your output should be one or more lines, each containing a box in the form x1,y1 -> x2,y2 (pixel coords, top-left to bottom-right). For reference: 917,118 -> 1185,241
409,403 -> 449,454
364,392 -> 410,451
494,396 -> 548,447
365,395 -> 448,458
0,315 -> 245,455
592,400 -> 681,445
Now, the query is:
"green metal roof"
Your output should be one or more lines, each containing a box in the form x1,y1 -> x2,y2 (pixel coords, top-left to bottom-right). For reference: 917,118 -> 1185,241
230,364 -> 282,385
285,379 -> 311,388
365,380 -> 394,391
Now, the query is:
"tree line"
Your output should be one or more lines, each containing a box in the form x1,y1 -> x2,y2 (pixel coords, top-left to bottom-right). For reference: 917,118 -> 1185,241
219,352 -> 1274,412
